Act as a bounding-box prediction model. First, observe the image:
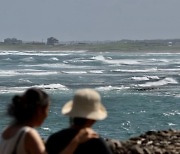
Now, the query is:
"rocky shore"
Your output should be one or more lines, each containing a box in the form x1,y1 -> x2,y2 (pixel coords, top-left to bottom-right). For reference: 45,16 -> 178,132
106,129 -> 180,154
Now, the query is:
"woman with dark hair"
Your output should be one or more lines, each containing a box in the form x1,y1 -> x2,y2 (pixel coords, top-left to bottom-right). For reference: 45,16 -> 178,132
0,88 -> 97,154
0,88 -> 50,154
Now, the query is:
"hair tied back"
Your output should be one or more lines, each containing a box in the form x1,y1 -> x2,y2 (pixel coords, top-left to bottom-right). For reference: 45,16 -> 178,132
12,95 -> 22,106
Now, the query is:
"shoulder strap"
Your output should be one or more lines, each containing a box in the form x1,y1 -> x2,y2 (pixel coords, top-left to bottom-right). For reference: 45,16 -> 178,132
12,130 -> 25,154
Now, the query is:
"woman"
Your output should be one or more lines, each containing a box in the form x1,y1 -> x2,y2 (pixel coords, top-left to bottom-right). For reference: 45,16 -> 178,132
0,88 -> 97,154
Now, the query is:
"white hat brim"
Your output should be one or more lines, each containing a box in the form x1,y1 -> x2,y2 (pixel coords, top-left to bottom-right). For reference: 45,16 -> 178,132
61,100 -> 107,120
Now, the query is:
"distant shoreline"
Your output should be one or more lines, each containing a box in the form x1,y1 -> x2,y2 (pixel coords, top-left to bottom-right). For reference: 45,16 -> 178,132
1,40 -> 180,52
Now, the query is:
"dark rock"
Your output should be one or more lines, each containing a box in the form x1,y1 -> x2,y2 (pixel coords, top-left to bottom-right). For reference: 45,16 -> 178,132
105,130 -> 180,154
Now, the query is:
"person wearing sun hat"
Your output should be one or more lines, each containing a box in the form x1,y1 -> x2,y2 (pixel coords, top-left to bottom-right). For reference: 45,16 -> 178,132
46,88 -> 112,154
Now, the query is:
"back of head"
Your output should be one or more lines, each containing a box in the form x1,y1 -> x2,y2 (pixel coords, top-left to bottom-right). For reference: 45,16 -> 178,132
8,88 -> 49,123
62,88 -> 107,120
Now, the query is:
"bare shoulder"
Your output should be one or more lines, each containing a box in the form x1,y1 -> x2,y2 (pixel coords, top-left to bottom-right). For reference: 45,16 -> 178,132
24,128 -> 46,154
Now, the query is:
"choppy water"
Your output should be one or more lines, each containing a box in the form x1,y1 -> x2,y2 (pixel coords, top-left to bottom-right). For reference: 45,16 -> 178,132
0,50 -> 179,140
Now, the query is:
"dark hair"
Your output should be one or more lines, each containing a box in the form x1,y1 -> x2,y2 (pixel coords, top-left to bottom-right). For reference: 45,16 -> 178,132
8,88 -> 50,123
70,117 -> 88,126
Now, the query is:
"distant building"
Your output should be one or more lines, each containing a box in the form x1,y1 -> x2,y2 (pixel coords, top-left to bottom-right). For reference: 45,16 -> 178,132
4,38 -> 22,44
47,37 -> 59,45
168,41 -> 172,46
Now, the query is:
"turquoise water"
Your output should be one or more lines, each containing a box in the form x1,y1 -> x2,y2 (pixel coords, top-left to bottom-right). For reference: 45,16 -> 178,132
0,50 -> 179,140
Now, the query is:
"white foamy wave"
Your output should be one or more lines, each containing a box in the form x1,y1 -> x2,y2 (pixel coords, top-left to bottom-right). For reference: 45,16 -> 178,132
91,55 -> 106,61
20,63 -> 75,68
112,68 -> 157,73
138,77 -> 178,87
33,84 -> 68,90
0,51 -> 69,56
61,50 -> 87,53
107,59 -> 140,65
0,69 -> 59,77
89,70 -> 104,74
21,57 -> 35,62
132,76 -> 159,81
132,76 -> 149,81
163,110 -> 180,116
23,71 -> 59,76
158,68 -> 180,71
91,55 -> 140,65
148,58 -> 169,63
0,70 -> 19,76
0,50 -> 87,56
0,84 -> 68,94
49,57 -> 59,61
61,71 -> 87,74
0,51 -> 19,55
95,85 -> 129,91
147,52 -> 180,55
0,86 -> 30,94
168,123 -> 177,126
18,79 -> 32,83
41,127 -> 51,131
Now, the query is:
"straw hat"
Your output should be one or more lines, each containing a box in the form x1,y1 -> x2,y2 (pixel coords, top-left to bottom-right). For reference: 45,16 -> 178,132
61,89 -> 107,120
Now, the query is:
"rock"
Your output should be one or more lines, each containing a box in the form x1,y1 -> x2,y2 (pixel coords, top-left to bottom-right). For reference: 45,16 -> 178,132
105,129 -> 180,154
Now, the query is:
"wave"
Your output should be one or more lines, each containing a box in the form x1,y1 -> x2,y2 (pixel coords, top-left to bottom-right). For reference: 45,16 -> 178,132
91,55 -> 140,65
95,85 -> 129,91
49,57 -> 59,61
61,71 -> 87,74
148,58 -> 169,63
0,51 -> 69,56
0,69 -> 59,77
23,71 -> 59,76
18,79 -> 32,83
21,57 -> 35,62
112,68 -> 157,73
0,70 -> 19,77
138,77 -> 178,88
0,86 -> 29,94
0,50 -> 87,56
0,84 -> 68,94
132,76 -> 159,81
163,110 -> 180,117
20,63 -> 68,68
89,70 -> 104,74
33,84 -> 68,90
147,52 -> 180,55
20,63 -> 90,69
158,68 -> 180,71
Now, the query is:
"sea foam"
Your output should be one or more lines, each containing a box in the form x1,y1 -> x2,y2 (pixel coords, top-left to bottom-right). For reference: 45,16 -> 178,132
138,77 -> 178,87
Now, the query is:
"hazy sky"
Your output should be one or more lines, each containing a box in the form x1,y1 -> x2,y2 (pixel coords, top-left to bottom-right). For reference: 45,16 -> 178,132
1,0 -> 180,42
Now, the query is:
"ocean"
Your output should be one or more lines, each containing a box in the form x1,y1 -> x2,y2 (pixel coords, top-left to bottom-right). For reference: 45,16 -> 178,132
0,50 -> 179,141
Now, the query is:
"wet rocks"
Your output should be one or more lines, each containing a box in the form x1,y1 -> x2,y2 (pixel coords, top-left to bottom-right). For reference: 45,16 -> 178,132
105,129 -> 180,154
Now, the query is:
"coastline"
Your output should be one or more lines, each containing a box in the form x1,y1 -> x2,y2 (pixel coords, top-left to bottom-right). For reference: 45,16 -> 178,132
1,41 -> 180,53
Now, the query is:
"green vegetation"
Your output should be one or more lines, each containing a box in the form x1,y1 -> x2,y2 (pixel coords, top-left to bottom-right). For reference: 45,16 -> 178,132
1,39 -> 180,52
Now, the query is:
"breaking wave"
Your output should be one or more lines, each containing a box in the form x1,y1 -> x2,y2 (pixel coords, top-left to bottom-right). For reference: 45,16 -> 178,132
0,83 -> 68,94
138,77 -> 178,87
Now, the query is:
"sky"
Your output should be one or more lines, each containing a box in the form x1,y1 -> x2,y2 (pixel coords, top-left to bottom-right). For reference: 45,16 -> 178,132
1,0 -> 180,42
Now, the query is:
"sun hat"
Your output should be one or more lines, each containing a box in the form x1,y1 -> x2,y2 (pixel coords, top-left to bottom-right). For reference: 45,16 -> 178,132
61,88 -> 107,120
